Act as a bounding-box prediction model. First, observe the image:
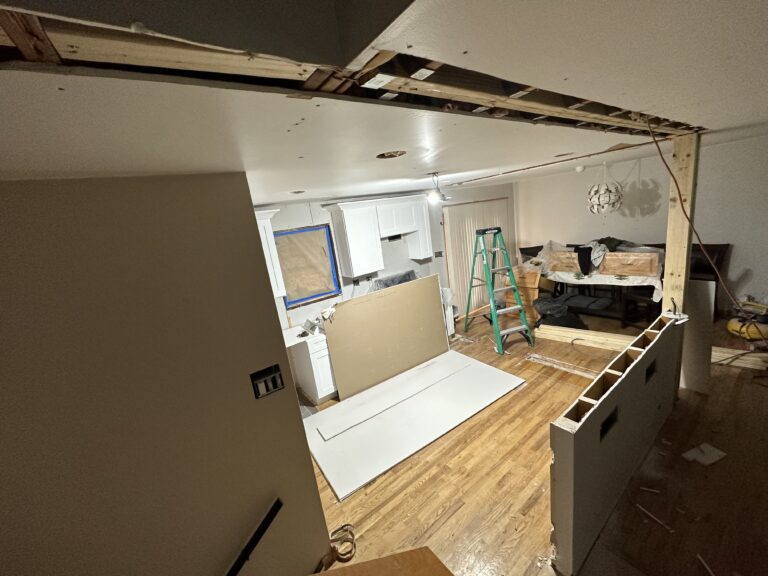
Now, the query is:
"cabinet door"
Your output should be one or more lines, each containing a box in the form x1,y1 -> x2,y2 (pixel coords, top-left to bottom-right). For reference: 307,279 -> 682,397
406,199 -> 433,260
256,217 -> 286,297
376,203 -> 397,238
394,201 -> 418,234
312,349 -> 336,398
343,205 -> 384,277
378,201 -> 418,238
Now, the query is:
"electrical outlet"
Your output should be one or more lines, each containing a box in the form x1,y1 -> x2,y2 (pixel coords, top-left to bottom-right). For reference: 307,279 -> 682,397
250,364 -> 284,399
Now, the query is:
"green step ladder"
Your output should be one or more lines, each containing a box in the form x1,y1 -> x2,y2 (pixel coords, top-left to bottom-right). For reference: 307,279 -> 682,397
463,227 -> 535,354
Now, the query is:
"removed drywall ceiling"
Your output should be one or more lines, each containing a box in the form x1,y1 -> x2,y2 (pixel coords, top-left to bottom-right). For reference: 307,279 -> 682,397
371,0 -> 768,129
1,0 -> 414,66
325,274 -> 448,400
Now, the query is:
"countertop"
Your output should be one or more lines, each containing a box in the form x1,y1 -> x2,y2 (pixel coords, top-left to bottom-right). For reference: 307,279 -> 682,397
282,325 -> 326,348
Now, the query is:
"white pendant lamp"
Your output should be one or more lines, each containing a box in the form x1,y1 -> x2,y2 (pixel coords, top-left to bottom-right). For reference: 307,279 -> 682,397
587,162 -> 623,214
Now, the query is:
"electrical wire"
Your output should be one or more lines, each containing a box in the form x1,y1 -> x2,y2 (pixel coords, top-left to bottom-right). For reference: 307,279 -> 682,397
645,119 -> 768,350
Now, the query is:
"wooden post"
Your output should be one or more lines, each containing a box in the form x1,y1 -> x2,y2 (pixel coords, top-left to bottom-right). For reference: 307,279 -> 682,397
661,133 -> 700,312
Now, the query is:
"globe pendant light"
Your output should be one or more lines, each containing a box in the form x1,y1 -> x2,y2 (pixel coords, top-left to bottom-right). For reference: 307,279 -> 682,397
587,162 -> 623,214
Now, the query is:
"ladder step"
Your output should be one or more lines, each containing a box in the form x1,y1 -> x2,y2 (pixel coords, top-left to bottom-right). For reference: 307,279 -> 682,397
491,266 -> 510,273
500,325 -> 528,337
494,285 -> 516,293
496,305 -> 522,315
471,283 -> 487,288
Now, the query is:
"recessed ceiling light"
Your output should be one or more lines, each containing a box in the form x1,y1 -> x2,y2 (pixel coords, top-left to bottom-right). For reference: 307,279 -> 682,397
376,150 -> 407,159
290,190 -> 306,195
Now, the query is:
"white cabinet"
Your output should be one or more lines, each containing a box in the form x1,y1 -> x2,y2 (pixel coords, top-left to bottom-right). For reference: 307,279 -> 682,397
255,209 -> 286,297
405,198 -> 433,260
329,202 -> 384,278
376,198 -> 418,238
329,196 -> 433,277
286,332 -> 336,405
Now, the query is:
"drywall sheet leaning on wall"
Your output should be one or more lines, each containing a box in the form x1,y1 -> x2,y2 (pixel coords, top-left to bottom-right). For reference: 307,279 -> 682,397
325,274 -> 449,400
304,350 -> 524,499
550,314 -> 685,576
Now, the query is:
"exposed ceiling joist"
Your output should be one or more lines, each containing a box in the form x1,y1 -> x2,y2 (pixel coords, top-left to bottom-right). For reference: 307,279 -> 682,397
0,10 -> 701,137
379,66 -> 690,135
0,19 -> 313,80
0,10 -> 60,63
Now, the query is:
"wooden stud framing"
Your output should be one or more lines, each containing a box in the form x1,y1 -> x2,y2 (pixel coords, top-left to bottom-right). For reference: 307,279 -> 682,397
661,133 -> 701,312
0,19 -> 313,80
0,11 -> 701,136
381,70 -> 690,135
0,10 -> 61,63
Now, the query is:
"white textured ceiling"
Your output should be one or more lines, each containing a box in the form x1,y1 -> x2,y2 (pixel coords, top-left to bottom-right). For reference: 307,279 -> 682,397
372,0 -> 768,130
0,69 -> 647,202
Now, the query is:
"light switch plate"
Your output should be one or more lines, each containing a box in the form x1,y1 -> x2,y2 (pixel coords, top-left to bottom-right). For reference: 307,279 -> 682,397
250,364 -> 284,399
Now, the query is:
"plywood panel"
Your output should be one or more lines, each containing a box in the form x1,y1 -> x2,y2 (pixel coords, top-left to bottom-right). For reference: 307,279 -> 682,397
326,275 -> 448,400
550,251 -> 659,276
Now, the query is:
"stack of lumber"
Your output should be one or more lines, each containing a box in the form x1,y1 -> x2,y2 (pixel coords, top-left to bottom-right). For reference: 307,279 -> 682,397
535,325 -> 768,371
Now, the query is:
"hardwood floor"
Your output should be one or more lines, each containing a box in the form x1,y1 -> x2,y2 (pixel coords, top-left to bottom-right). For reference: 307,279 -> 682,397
314,320 -> 615,575
587,364 -> 768,576
311,319 -> 767,576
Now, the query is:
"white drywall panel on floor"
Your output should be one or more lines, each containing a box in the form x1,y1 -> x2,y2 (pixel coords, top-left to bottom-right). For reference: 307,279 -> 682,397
550,315 -> 685,576
0,173 -> 328,576
304,350 -> 524,499
316,351 -> 470,440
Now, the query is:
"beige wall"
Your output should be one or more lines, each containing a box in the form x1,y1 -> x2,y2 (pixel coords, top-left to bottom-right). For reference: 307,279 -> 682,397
0,173 -> 328,575
513,128 -> 768,305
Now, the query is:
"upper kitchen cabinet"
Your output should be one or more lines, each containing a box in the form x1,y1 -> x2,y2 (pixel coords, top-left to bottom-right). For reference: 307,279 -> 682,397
405,197 -> 433,260
254,209 -> 286,297
329,195 -> 433,278
328,202 -> 385,278
376,197 -> 419,238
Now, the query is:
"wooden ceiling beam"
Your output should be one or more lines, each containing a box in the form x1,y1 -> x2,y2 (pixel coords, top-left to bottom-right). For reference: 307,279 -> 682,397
0,18 -> 699,136
0,10 -> 60,63
0,17 -> 314,81
381,70 -> 690,135
302,68 -> 334,90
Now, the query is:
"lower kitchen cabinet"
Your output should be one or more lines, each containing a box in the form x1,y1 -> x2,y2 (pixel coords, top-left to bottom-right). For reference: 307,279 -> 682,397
287,333 -> 337,405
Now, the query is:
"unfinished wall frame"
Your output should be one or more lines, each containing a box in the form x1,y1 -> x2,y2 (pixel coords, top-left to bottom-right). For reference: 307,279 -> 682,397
550,313 -> 684,576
